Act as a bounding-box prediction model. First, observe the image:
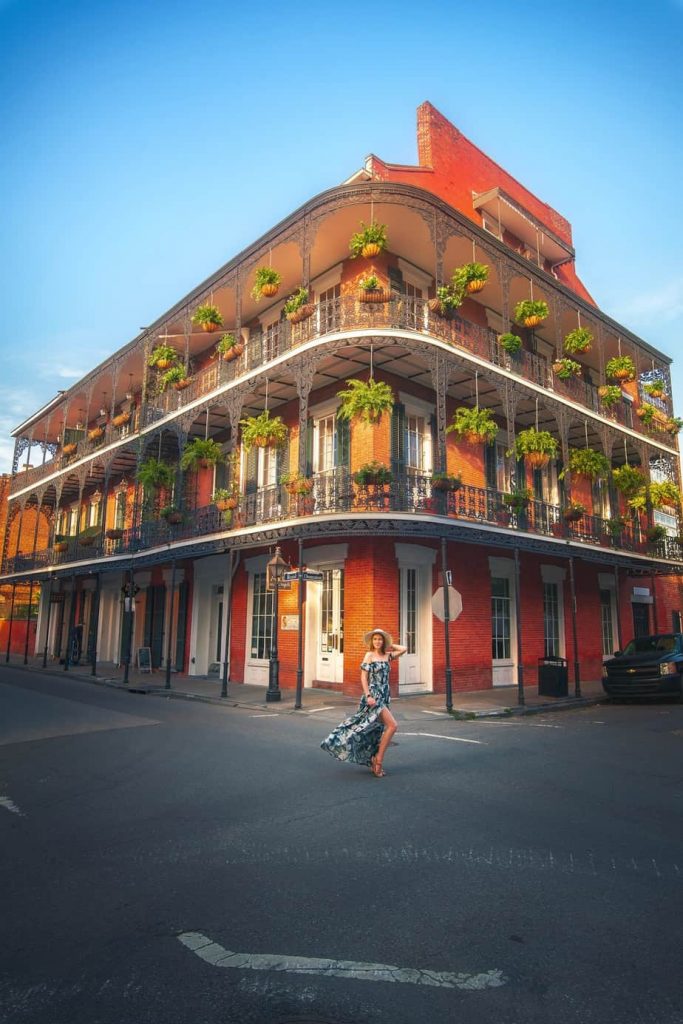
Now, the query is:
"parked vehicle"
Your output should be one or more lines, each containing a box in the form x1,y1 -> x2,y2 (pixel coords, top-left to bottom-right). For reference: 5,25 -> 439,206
602,633 -> 683,700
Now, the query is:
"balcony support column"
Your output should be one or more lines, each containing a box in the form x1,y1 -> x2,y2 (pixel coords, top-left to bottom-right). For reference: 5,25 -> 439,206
503,381 -> 521,461
295,359 -> 316,476
498,262 -> 511,328
429,351 -> 448,473
568,556 -> 581,697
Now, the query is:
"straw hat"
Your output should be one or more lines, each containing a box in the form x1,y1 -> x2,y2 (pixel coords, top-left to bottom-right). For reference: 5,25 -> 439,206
363,628 -> 393,649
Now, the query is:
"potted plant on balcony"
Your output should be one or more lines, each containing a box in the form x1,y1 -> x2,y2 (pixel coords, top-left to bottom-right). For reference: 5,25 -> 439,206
430,472 -> 462,492
349,221 -> 388,259
501,487 -> 532,515
280,472 -> 314,496
645,524 -> 667,544
649,481 -> 681,509
54,534 -> 69,553
180,437 -> 225,472
643,379 -> 665,399
611,464 -> 646,500
598,384 -> 623,409
452,262 -> 489,295
212,488 -> 239,512
498,332 -> 523,355
137,457 -> 177,491
216,332 -> 244,361
160,505 -> 184,525
148,344 -> 180,370
665,416 -> 683,435
562,501 -> 586,522
605,355 -> 636,382
283,287 -> 315,323
357,274 -> 390,303
446,406 -> 498,446
635,402 -> 656,424
78,525 -> 101,547
353,461 -> 393,486
428,284 -> 463,317
600,516 -> 627,546
62,441 -> 78,456
88,425 -> 105,442
509,428 -> 559,468
552,357 -> 583,380
160,365 -> 192,391
251,267 -> 281,301
561,447 -> 611,480
563,326 -> 593,355
105,527 -> 124,540
112,410 -> 131,427
513,299 -> 549,328
191,304 -> 223,332
239,409 -> 288,450
336,377 -> 394,424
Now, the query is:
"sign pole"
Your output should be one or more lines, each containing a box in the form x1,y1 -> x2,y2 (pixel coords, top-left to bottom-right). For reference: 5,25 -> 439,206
440,536 -> 453,713
295,538 -> 304,710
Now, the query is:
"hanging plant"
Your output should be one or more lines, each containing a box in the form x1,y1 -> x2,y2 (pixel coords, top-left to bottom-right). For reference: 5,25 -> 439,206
239,409 -> 288,450
160,365 -> 192,392
429,284 -> 463,316
105,527 -> 124,540
137,457 -> 176,491
649,481 -> 681,509
501,487 -> 532,513
78,525 -> 101,547
180,438 -> 225,472
54,536 -> 69,553
251,267 -> 282,301
513,299 -> 549,328
430,472 -> 462,492
353,461 -> 393,486
563,501 -> 587,522
665,416 -> 683,435
349,221 -> 388,259
62,442 -> 78,456
498,332 -> 523,355
283,287 -> 315,323
598,384 -> 623,408
148,344 -> 180,370
611,464 -> 646,499
446,406 -> 498,446
560,447 -> 611,480
452,262 -> 489,295
645,524 -> 667,544
88,425 -> 105,442
605,355 -> 636,382
191,304 -> 223,332
216,333 -> 244,361
280,472 -> 314,496
358,274 -> 390,303
635,402 -> 656,424
212,488 -> 239,511
112,411 -> 131,428
160,506 -> 184,525
643,379 -> 665,398
604,516 -> 627,537
563,326 -> 593,355
336,378 -> 394,424
508,428 -> 559,468
552,357 -> 583,380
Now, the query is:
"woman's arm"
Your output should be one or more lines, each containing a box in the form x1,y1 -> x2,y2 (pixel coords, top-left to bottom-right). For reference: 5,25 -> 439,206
389,643 -> 407,658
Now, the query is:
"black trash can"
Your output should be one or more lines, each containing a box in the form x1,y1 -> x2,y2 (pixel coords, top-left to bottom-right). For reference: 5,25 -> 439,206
538,656 -> 568,697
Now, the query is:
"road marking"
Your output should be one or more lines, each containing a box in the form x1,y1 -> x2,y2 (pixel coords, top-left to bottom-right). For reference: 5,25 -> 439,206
249,713 -> 280,718
178,931 -> 506,991
421,709 -> 450,716
304,706 -> 337,714
0,795 -> 23,816
402,731 -> 485,745
528,723 -> 563,729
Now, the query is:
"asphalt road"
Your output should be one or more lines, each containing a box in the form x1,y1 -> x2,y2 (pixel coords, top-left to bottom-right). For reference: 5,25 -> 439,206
1,667 -> 682,1024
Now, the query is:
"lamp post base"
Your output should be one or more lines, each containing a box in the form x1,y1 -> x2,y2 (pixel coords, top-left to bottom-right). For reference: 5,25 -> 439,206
266,687 -> 281,702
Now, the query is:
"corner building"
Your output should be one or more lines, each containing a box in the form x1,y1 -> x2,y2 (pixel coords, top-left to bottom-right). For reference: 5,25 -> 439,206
3,102 -> 682,697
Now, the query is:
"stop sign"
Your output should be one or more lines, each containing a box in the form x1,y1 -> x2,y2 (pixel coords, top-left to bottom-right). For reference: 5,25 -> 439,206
431,586 -> 463,622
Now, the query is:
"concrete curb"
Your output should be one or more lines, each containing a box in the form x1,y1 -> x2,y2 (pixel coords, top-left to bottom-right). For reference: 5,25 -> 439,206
448,695 -> 605,720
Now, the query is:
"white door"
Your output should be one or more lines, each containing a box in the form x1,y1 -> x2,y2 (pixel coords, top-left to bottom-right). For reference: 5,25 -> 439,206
207,585 -> 223,673
316,567 -> 344,684
399,566 -> 421,691
491,575 -> 516,685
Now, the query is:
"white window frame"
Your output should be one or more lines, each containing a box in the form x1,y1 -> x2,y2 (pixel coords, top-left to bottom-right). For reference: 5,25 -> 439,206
399,391 -> 434,476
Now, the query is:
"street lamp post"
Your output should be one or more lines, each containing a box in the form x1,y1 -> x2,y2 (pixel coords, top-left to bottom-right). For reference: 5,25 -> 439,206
266,546 -> 288,703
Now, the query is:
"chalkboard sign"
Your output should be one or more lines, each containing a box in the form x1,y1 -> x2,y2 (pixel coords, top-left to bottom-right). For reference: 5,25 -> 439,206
137,647 -> 152,672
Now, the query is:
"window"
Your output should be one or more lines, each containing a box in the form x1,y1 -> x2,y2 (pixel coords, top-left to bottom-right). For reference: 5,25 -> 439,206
318,284 -> 341,334
258,446 -> 278,488
399,567 -> 417,655
406,414 -> 429,474
250,572 -> 273,659
115,492 -> 127,530
600,589 -> 615,657
315,414 -> 336,474
543,582 -> 561,657
491,577 -> 511,660
654,509 -> 677,537
263,321 -> 280,363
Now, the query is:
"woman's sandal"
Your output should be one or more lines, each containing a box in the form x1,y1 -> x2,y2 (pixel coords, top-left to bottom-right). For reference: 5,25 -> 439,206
370,756 -> 386,778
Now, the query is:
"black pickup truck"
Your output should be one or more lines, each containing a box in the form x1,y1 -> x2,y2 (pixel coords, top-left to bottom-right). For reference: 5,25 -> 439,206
602,633 -> 683,700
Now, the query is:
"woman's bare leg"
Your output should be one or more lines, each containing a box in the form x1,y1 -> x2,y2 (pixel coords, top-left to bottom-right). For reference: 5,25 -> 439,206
372,708 -> 398,774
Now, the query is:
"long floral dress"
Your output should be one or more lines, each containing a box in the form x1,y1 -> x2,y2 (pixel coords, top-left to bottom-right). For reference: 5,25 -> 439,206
320,656 -> 393,766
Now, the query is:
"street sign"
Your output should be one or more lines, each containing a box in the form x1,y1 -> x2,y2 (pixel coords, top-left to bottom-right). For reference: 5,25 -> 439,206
431,586 -> 463,623
283,569 -> 324,583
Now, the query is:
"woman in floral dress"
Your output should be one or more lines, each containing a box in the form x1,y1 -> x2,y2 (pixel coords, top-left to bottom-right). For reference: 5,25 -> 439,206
321,628 -> 406,777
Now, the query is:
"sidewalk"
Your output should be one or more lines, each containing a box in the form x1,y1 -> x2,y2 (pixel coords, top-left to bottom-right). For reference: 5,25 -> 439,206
3,655 -> 606,719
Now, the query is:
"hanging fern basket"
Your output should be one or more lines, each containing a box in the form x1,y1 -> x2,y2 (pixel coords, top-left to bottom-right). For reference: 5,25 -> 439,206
286,304 -> 315,324
523,315 -> 543,328
359,288 -> 390,304
466,279 -> 486,294
526,452 -> 550,469
361,242 -> 381,259
260,283 -> 279,298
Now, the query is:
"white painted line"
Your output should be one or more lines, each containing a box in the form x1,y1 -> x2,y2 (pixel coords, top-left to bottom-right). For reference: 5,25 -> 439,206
528,723 -> 563,729
249,713 -> 280,718
421,709 -> 450,717
304,706 -> 337,714
402,732 -> 485,745
178,931 -> 505,991
0,795 -> 23,816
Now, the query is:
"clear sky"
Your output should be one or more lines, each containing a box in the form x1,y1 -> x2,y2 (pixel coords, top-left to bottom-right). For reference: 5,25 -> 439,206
1,0 -> 681,474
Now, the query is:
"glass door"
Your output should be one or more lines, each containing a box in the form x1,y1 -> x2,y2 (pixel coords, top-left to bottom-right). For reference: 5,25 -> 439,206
316,567 -> 344,684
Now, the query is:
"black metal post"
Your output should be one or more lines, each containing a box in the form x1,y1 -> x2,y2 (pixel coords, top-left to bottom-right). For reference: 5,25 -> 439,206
164,558 -> 177,690
514,547 -> 525,705
123,561 -> 134,685
221,549 -> 235,699
614,564 -> 623,652
650,572 -> 659,633
42,578 -> 54,669
23,579 -> 34,664
440,536 -> 453,713
4,581 -> 17,663
63,574 -> 77,671
90,573 -> 101,676
267,579 -> 281,702
295,537 -> 304,710
568,556 -> 581,696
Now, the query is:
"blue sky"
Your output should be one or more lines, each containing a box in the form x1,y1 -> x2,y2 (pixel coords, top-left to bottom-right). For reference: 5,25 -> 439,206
1,0 -> 681,473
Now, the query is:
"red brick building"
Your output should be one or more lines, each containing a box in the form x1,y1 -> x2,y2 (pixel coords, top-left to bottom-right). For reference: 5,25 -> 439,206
2,102 -> 682,696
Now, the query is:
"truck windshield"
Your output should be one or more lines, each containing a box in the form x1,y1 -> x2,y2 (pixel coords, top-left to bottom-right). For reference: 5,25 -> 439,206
622,635 -> 678,656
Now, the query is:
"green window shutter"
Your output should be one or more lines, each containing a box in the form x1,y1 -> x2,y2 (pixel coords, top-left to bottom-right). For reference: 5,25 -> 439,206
335,412 -> 350,469
515,457 -> 526,490
245,446 -> 258,495
533,467 -> 543,500
429,413 -> 438,474
276,432 -> 290,482
391,402 -> 406,476
174,581 -> 189,671
484,444 -> 497,489
305,416 -> 314,477
388,265 -> 404,296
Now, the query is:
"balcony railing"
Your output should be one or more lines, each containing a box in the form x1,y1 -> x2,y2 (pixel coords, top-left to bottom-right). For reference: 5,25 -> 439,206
12,296 -> 678,496
4,471 -> 681,576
